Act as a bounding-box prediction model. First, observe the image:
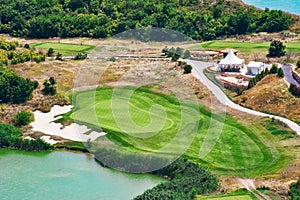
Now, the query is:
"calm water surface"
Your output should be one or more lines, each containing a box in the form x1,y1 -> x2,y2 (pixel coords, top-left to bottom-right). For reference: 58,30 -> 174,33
243,0 -> 300,14
0,149 -> 163,200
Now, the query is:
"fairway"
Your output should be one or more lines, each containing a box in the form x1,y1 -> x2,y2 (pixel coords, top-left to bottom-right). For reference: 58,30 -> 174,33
191,40 -> 300,54
68,86 -> 284,176
31,42 -> 95,56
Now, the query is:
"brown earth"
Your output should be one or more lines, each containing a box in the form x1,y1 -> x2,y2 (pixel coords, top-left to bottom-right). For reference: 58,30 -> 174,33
232,74 -> 300,124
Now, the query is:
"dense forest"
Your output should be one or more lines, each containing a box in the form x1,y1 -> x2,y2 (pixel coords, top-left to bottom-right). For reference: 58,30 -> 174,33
0,0 -> 296,40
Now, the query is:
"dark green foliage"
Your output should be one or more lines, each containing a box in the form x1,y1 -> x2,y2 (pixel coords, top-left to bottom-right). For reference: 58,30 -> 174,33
0,70 -> 36,103
277,68 -> 284,78
24,43 -> 30,49
42,77 -> 57,96
47,48 -> 54,57
163,46 -> 185,61
184,65 -> 192,74
267,40 -> 286,57
289,84 -> 300,97
14,110 -> 34,127
74,52 -> 87,60
248,70 -> 268,89
134,158 -> 218,200
183,50 -> 191,59
0,0 -> 295,40
0,123 -> 53,151
289,178 -> 300,200
296,60 -> 300,69
56,52 -> 63,60
270,64 -> 279,74
32,80 -> 39,89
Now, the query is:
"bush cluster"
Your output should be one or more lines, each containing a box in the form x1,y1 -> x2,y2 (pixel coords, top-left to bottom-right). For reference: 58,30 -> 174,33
0,70 -> 37,104
0,123 -> 53,151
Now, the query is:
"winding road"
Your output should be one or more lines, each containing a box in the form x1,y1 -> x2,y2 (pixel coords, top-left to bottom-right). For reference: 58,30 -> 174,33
186,60 -> 300,136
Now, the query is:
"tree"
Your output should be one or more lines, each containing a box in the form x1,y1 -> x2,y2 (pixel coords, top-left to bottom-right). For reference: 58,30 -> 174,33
0,71 -> 35,104
47,48 -> 54,57
42,77 -> 57,95
289,179 -> 300,200
14,110 -> 34,127
277,68 -> 284,78
267,40 -> 286,57
183,50 -> 191,59
296,60 -> 300,69
270,64 -> 278,74
184,65 -> 192,74
56,52 -> 62,61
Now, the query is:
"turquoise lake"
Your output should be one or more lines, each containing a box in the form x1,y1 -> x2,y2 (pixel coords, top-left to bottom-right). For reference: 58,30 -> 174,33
0,149 -> 163,200
243,0 -> 300,14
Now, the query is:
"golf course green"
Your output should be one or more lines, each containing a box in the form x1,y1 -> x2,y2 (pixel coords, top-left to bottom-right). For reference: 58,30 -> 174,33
66,86 -> 285,176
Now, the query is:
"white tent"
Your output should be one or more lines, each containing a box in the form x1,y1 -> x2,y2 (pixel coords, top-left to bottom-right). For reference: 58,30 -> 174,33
218,49 -> 245,72
247,61 -> 264,75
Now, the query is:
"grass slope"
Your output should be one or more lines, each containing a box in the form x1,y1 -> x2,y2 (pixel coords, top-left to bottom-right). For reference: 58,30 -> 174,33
30,42 -> 95,56
192,41 -> 300,55
67,86 -> 287,177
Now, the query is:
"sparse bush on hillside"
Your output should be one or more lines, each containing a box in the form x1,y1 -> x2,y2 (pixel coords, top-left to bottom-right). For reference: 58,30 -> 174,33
184,65 -> 192,74
289,178 -> 300,200
74,52 -> 87,60
270,64 -> 278,74
277,68 -> 284,78
14,110 -> 34,127
47,48 -> 54,57
289,84 -> 300,97
296,60 -> 300,69
42,77 -> 57,96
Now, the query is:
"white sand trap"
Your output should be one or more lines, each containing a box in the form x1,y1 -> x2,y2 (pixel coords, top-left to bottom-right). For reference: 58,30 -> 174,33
31,105 -> 106,142
40,136 -> 60,145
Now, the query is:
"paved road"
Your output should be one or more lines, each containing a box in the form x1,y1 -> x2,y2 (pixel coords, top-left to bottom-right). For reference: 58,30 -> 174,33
186,59 -> 300,136
281,64 -> 300,87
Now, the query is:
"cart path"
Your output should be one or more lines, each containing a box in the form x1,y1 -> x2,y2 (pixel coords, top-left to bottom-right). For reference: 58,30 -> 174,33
187,59 -> 300,136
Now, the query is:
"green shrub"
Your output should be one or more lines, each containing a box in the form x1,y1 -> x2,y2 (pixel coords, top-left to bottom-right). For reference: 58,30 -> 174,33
47,48 -> 54,57
0,70 -> 35,104
277,68 -> 284,78
184,65 -> 192,74
296,60 -> 300,69
289,178 -> 300,200
270,64 -> 278,74
14,110 -> 34,127
42,77 -> 57,96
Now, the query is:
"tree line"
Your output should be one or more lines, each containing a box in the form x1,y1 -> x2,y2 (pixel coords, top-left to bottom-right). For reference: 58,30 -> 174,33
0,0 -> 296,41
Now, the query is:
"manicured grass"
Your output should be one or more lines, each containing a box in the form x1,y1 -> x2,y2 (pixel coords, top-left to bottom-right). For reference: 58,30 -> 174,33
30,42 -> 95,56
66,86 -> 286,177
197,189 -> 258,200
191,41 -> 300,55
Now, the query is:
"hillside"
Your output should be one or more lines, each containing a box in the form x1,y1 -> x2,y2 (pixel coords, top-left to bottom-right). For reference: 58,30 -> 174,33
0,0 -> 296,40
233,75 -> 300,124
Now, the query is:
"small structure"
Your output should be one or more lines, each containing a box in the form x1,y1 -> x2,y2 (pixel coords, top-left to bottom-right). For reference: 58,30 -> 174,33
218,49 -> 245,72
247,61 -> 264,75
221,48 -> 239,58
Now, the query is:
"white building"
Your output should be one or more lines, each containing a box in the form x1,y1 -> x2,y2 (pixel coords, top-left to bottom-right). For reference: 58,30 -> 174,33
218,49 -> 245,72
247,61 -> 264,75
